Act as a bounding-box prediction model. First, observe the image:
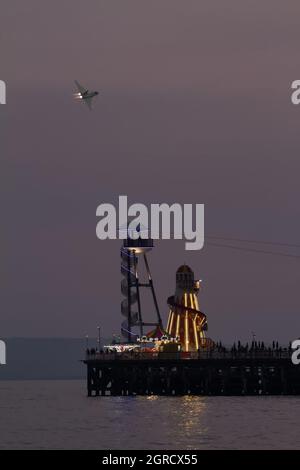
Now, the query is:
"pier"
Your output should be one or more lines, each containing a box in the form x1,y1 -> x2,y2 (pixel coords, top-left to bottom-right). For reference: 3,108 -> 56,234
84,243 -> 300,397
84,349 -> 300,397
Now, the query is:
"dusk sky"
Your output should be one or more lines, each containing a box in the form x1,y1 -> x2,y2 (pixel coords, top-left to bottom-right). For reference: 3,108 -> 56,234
2,1 -> 300,342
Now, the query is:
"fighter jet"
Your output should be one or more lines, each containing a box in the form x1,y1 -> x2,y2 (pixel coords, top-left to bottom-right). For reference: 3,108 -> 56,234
73,80 -> 99,110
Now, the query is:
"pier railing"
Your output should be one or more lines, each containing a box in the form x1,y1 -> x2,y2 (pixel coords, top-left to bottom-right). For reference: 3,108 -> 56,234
85,348 -> 292,362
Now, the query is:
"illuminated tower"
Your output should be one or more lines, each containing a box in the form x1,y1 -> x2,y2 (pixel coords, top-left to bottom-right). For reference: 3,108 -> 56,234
120,226 -> 162,342
166,265 -> 212,351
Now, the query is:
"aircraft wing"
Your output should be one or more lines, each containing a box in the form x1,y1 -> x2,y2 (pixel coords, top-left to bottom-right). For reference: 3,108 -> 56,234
74,80 -> 88,95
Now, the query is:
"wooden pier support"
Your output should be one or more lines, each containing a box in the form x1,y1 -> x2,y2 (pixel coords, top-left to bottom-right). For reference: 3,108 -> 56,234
84,355 -> 300,397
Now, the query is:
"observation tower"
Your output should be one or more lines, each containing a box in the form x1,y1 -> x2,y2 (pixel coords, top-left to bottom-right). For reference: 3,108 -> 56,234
120,225 -> 162,342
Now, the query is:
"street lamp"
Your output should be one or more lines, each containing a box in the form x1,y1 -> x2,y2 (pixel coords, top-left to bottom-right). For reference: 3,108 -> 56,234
97,326 -> 101,349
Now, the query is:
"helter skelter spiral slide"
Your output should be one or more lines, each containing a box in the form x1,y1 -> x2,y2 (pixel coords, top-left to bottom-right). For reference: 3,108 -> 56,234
166,264 -> 214,352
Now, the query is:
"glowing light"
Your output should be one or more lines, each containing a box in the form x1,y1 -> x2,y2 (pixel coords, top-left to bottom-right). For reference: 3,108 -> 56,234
189,293 -> 194,309
168,311 -> 174,334
176,314 -> 180,338
105,344 -> 139,352
166,309 -> 171,331
193,318 -> 199,350
185,310 -> 189,352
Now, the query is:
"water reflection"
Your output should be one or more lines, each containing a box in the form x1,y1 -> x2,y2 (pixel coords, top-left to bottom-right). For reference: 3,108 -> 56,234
182,396 -> 207,431
129,395 -> 209,448
146,395 -> 159,401
168,396 -> 208,443
0,382 -> 299,449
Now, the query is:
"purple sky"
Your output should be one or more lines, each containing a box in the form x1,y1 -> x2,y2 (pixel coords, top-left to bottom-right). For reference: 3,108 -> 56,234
2,1 -> 300,343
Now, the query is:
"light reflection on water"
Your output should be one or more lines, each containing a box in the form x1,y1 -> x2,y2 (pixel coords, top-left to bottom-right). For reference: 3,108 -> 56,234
0,380 -> 299,449
171,396 -> 208,436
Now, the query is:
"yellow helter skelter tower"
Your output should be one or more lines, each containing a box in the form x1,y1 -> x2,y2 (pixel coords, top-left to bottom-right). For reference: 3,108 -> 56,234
166,265 -> 212,352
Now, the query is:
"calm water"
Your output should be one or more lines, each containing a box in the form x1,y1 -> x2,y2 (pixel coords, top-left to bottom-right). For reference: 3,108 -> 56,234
0,380 -> 299,449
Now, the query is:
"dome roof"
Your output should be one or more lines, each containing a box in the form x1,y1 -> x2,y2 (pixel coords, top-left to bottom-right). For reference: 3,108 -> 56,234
176,264 -> 193,274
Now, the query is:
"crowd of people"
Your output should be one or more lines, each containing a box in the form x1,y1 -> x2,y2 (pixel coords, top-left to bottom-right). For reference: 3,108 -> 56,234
85,340 -> 293,359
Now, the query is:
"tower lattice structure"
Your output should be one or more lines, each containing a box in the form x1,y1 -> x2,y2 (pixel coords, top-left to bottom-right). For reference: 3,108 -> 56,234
120,230 -> 162,342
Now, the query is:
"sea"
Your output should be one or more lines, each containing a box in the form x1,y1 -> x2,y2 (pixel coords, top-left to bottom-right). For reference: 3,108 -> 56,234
0,380 -> 299,450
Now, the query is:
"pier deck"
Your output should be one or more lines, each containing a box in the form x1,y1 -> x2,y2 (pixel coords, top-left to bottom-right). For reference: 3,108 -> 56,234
84,350 -> 300,396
